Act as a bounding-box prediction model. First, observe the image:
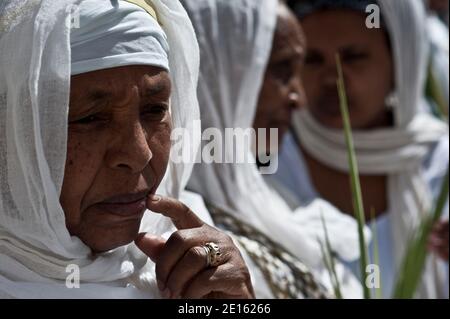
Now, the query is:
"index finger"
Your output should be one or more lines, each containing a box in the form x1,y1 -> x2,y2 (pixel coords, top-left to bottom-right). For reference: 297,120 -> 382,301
147,195 -> 204,229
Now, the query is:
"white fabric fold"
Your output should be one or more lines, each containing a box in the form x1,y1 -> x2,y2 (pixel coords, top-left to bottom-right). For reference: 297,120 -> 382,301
295,110 -> 448,175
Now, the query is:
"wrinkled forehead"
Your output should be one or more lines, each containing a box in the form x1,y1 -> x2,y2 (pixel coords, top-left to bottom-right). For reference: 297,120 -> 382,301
69,65 -> 171,107
271,4 -> 306,60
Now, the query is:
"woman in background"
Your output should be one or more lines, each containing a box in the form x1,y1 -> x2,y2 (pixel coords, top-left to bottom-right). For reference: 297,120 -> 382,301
183,0 -> 365,298
278,0 -> 449,298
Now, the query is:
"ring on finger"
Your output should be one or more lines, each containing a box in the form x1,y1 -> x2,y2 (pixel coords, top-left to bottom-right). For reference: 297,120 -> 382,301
202,242 -> 221,268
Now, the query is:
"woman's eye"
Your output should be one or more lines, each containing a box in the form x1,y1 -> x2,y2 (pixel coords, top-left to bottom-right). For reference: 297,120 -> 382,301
70,114 -> 103,125
304,53 -> 323,66
141,104 -> 168,119
272,62 -> 293,84
342,51 -> 369,63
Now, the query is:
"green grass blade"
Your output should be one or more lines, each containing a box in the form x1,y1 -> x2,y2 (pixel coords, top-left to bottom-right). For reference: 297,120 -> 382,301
319,239 -> 338,299
320,211 -> 343,299
336,54 -> 370,299
370,208 -> 382,299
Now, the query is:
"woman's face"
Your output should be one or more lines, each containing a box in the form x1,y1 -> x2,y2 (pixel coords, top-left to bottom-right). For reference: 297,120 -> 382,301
254,4 -> 307,153
301,10 -> 394,129
61,65 -> 172,253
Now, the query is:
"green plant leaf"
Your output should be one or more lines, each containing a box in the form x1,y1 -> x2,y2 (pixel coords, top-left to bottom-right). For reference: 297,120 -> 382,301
319,211 -> 343,299
336,54 -> 370,299
370,208 -> 382,299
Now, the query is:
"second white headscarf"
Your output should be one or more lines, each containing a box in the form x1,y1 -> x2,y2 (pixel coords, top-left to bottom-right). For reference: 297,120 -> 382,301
183,0 -> 366,298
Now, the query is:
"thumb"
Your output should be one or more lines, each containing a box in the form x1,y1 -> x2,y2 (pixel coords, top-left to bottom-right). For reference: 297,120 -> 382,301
134,232 -> 166,262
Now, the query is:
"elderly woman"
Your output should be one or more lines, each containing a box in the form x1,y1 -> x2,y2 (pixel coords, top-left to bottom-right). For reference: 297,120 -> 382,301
0,0 -> 254,298
275,0 -> 449,298
182,0 -> 365,298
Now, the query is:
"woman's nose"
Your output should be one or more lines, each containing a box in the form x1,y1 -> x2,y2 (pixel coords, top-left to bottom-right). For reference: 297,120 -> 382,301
106,121 -> 153,174
321,65 -> 339,89
288,92 -> 301,109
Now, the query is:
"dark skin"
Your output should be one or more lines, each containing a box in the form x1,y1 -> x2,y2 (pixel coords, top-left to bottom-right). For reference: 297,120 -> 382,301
63,66 -> 172,252
253,2 -> 307,155
61,65 -> 254,298
299,10 -> 392,219
301,10 -> 394,130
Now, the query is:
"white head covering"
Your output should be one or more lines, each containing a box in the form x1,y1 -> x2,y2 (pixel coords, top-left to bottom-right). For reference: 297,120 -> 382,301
71,0 -> 170,75
183,0 -> 366,297
0,0 -> 200,298
292,0 -> 449,298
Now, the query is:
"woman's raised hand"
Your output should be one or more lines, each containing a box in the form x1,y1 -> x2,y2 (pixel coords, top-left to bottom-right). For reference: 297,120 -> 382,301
135,195 -> 255,299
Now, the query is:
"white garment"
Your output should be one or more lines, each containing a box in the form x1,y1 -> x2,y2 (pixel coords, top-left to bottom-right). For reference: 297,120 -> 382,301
276,133 -> 449,298
291,0 -> 449,298
427,11 -> 450,54
427,14 -> 449,108
179,190 -> 274,299
182,0 -> 364,298
0,0 -> 201,298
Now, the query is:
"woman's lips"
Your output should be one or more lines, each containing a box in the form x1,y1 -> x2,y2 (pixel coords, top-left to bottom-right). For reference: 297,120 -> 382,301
317,93 -> 354,116
95,199 -> 146,218
92,191 -> 149,223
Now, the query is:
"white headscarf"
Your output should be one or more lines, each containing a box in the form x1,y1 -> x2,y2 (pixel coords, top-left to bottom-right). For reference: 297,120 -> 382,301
0,0 -> 200,298
292,0 -> 449,298
70,0 -> 170,75
183,0 -> 365,297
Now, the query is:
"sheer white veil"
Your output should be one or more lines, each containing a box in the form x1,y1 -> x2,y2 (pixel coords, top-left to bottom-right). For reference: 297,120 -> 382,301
0,0 -> 200,298
183,0 -> 367,290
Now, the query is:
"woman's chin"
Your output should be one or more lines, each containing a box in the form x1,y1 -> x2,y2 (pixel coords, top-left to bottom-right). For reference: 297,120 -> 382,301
80,220 -> 143,253
313,113 -> 344,129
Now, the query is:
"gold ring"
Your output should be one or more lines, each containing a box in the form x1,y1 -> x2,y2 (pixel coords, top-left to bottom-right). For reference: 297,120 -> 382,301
202,242 -> 221,267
